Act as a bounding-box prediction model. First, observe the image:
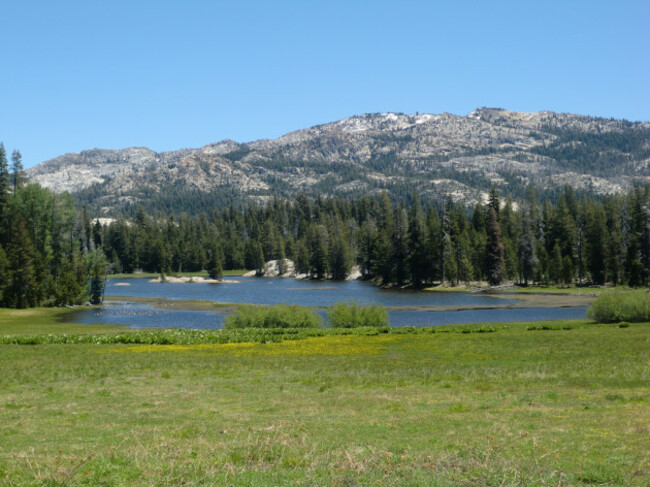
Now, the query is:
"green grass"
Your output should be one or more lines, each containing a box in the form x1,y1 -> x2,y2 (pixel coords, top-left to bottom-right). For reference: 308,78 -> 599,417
0,310 -> 648,486
0,307 -> 126,335
587,289 -> 650,322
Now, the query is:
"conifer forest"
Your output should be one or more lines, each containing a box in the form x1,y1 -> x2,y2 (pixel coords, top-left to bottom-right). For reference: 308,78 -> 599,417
2,143 -> 650,309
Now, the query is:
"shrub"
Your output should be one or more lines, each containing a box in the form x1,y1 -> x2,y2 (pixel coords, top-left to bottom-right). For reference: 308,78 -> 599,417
327,301 -> 390,328
224,304 -> 323,329
587,290 -> 650,323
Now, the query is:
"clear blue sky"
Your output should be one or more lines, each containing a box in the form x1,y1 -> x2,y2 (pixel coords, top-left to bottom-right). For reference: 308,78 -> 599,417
2,0 -> 648,168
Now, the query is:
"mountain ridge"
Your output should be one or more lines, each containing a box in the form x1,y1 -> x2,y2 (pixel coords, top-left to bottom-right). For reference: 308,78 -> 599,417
27,108 -> 650,214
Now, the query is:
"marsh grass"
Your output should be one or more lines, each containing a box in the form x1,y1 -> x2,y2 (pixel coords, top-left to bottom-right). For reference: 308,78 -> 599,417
587,289 -> 650,322
328,301 -> 390,328
224,303 -> 323,329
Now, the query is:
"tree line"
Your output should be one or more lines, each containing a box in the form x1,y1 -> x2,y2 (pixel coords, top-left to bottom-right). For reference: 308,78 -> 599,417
94,185 -> 650,289
0,144 -> 106,308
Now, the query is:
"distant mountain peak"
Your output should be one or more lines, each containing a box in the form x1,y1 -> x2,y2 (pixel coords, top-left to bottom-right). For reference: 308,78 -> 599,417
27,108 -> 650,214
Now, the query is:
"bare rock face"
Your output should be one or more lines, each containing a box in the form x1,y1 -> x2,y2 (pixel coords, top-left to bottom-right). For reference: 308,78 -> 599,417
27,108 -> 650,212
242,260 -> 296,278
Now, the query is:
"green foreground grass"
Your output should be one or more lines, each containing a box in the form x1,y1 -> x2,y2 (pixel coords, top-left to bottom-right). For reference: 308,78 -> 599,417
0,310 -> 648,486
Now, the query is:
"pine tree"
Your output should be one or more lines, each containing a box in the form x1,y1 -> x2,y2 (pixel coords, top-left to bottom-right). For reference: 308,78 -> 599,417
440,203 -> 453,285
424,207 -> 442,283
485,208 -> 505,286
4,220 -> 38,308
87,249 -> 107,304
392,206 -> 410,286
407,195 -> 428,287
549,244 -> 563,284
0,143 -> 9,244
294,239 -> 310,275
585,203 -> 607,284
357,219 -> 377,278
561,255 -> 574,285
488,187 -> 500,218
307,224 -> 328,279
207,240 -> 223,280
517,209 -> 537,285
535,243 -> 549,284
0,245 -> 8,303
11,149 -> 25,192
374,229 -> 394,285
329,233 -> 351,280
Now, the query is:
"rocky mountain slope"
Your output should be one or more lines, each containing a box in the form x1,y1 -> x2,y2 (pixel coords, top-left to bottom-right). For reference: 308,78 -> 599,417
27,108 -> 650,213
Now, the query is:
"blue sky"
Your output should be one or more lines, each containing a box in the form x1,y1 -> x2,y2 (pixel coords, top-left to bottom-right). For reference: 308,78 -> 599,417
2,0 -> 648,168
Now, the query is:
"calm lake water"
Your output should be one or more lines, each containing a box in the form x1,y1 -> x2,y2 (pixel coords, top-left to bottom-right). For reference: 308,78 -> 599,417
105,276 -> 510,307
66,277 -> 587,329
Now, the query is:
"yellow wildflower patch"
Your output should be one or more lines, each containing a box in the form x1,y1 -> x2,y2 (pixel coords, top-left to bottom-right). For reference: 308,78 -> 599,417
107,335 -> 398,357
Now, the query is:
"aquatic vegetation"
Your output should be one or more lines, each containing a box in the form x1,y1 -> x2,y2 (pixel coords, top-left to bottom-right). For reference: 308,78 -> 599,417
224,303 -> 323,329
327,301 -> 390,328
587,289 -> 650,322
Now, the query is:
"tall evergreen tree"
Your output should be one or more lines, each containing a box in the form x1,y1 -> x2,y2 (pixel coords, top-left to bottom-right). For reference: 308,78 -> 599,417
485,208 -> 505,286
517,209 -> 537,285
0,246 -> 8,303
585,203 -> 607,284
11,149 -> 25,192
488,187 -> 500,218
207,240 -> 223,280
392,206 -> 410,286
407,196 -> 428,287
424,207 -> 442,283
87,249 -> 107,304
329,232 -> 351,280
374,229 -> 394,285
294,239 -> 310,275
357,219 -> 377,278
0,143 -> 9,243
307,224 -> 329,279
4,220 -> 38,308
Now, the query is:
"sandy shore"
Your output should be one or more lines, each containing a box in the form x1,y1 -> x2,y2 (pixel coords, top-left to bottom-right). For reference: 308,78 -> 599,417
147,276 -> 228,284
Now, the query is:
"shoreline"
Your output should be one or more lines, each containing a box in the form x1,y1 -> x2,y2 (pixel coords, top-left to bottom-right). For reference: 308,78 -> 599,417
103,291 -> 592,313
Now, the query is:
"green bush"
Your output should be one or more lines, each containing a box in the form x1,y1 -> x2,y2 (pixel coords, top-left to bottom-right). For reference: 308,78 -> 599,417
587,290 -> 650,323
327,301 -> 390,328
224,304 -> 323,329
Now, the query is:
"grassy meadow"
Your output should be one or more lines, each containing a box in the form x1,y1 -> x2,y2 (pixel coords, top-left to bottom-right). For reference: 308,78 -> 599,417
0,309 -> 648,486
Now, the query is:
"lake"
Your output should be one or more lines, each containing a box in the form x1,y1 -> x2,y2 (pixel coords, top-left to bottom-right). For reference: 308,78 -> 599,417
66,277 -> 588,329
104,276 -> 511,307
